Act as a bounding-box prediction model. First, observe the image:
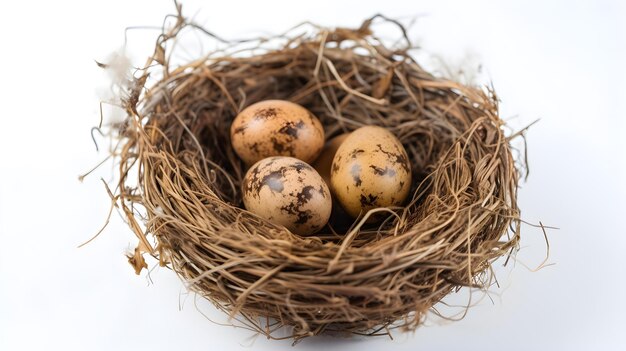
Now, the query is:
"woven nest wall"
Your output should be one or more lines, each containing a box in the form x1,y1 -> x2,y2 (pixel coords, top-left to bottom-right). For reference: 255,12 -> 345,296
101,7 -> 522,341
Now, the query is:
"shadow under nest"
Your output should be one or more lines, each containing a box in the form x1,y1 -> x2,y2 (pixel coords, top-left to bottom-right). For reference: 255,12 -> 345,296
109,10 -> 522,342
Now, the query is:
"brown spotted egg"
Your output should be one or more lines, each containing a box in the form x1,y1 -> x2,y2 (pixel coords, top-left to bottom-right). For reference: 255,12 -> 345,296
242,156 -> 331,236
230,100 -> 325,165
330,126 -> 412,219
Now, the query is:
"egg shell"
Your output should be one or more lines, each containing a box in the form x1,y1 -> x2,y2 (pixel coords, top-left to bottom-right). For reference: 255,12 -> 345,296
311,133 -> 351,187
230,100 -> 325,165
330,126 -> 412,219
242,156 -> 332,236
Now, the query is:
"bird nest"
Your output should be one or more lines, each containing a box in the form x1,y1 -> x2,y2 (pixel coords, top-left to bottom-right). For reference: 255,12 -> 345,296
95,6 -> 523,342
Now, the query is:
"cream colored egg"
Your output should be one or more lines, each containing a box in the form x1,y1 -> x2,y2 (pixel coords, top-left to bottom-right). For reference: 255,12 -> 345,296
311,133 -> 351,187
230,100 -> 325,165
330,126 -> 412,219
242,156 -> 332,235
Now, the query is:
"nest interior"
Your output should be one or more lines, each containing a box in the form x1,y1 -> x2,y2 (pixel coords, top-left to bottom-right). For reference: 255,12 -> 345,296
108,8 -> 521,341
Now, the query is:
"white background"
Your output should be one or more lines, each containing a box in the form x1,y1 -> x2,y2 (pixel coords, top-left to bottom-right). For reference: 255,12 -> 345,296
1,0 -> 625,350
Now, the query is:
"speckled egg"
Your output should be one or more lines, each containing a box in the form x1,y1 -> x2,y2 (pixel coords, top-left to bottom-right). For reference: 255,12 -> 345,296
242,156 -> 332,236
330,126 -> 412,219
230,100 -> 325,165
311,133 -> 351,187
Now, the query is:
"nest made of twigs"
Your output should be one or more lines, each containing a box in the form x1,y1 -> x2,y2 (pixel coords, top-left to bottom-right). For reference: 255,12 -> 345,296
101,6 -> 522,342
